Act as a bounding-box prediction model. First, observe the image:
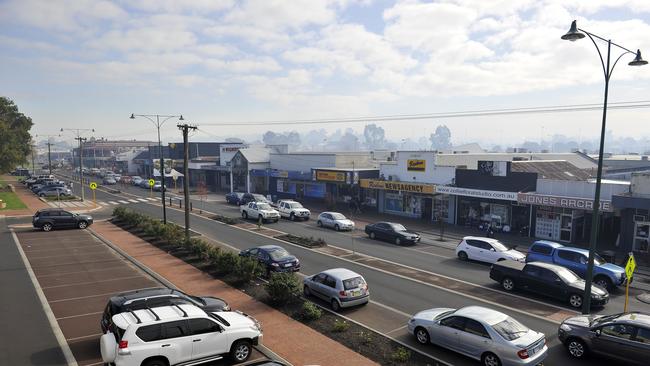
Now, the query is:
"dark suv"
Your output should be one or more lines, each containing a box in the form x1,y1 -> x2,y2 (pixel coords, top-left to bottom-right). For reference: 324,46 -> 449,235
32,209 -> 93,231
240,193 -> 269,206
100,287 -> 230,333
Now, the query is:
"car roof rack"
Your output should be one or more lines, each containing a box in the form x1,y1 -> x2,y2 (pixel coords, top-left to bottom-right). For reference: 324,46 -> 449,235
129,310 -> 142,324
174,304 -> 188,317
145,306 -> 160,321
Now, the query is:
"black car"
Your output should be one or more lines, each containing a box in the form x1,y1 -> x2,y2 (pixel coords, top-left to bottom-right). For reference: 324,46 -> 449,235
240,193 -> 269,206
225,192 -> 245,205
101,287 -> 230,333
365,222 -> 421,245
32,208 -> 93,231
490,261 -> 609,309
239,245 -> 300,275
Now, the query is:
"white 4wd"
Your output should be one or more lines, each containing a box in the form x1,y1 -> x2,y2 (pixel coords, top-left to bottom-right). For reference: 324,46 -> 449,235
100,304 -> 262,366
276,200 -> 310,221
240,202 -> 280,223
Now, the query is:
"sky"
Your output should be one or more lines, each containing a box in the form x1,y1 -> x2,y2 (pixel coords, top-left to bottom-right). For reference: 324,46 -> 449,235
1,0 -> 650,146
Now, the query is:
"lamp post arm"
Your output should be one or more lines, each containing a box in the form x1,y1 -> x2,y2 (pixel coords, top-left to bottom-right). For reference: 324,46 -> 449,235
608,50 -> 636,81
580,30 -> 607,79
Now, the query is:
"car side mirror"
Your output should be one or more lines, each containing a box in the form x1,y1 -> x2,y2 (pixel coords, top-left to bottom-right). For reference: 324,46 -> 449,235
490,248 -> 495,252
595,329 -> 601,337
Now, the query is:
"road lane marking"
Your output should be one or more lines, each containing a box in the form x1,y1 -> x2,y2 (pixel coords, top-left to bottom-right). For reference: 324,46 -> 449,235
118,200 -> 129,204
56,311 -> 103,321
49,288 -> 155,303
128,199 -> 139,203
137,198 -> 148,202
108,201 -> 118,205
66,333 -> 102,342
386,325 -> 408,335
41,275 -> 145,289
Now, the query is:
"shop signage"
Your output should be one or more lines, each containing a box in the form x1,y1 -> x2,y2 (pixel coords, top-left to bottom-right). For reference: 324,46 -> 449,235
360,179 -> 435,194
407,159 -> 426,172
517,193 -> 613,212
221,146 -> 241,152
315,170 -> 346,182
436,186 -> 518,201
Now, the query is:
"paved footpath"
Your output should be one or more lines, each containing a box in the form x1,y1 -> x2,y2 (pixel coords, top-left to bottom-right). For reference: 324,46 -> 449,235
92,221 -> 378,366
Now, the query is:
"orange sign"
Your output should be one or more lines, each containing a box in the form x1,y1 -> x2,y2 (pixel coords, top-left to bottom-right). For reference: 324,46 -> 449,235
316,170 -> 346,182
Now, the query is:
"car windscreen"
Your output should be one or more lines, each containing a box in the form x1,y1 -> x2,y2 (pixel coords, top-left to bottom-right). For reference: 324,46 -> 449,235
390,223 -> 407,232
491,240 -> 510,252
492,317 -> 530,341
343,276 -> 366,290
268,248 -> 291,260
257,203 -> 272,210
331,213 -> 347,220
556,267 -> 580,283
593,254 -> 605,265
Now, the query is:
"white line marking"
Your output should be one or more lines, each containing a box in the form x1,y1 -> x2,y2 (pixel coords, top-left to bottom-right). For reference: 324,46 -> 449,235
26,248 -> 108,260
35,265 -> 136,278
99,201 -> 108,206
41,275 -> 146,289
10,230 -> 78,366
369,300 -> 413,318
66,333 -> 102,342
118,200 -> 129,204
128,199 -> 139,203
108,201 -> 118,205
385,325 -> 408,335
137,198 -> 148,202
56,311 -> 103,321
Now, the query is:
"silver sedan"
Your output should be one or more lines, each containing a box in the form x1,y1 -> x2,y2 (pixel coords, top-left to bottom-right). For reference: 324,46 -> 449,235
316,212 -> 355,231
407,306 -> 547,366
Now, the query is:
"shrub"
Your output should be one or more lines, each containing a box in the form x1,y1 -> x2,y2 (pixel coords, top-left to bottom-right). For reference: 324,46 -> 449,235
357,330 -> 373,345
206,246 -> 222,263
233,256 -> 263,283
187,238 -> 211,259
215,251 -> 240,275
113,206 -> 127,218
301,301 -> 322,321
332,319 -> 350,333
265,272 -> 301,305
391,347 -> 410,363
161,224 -> 184,246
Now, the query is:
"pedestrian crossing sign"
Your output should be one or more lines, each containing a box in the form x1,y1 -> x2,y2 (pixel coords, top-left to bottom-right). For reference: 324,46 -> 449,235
148,179 -> 155,187
89,182 -> 97,190
625,254 -> 636,280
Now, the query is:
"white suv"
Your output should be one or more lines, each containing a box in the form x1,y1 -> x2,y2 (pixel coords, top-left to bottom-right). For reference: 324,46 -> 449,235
100,304 -> 262,366
455,236 -> 526,264
276,200 -> 311,221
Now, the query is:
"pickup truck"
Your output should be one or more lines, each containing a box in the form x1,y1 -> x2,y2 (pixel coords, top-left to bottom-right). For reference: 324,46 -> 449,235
526,240 -> 626,290
240,201 -> 280,223
489,260 -> 609,309
275,200 -> 310,221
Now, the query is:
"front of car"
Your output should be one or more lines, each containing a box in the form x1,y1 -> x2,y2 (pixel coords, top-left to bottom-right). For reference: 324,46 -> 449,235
492,240 -> 526,262
565,274 -> 610,307
407,308 -> 455,336
257,203 -> 280,220
211,311 -> 262,345
289,203 -> 311,219
557,314 -> 610,358
75,213 -> 94,226
267,247 -> 300,272
391,224 -> 420,244
331,213 -> 355,231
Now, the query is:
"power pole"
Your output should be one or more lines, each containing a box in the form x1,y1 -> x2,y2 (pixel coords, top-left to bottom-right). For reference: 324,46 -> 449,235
30,141 -> 35,175
47,141 -> 52,175
178,123 -> 197,241
61,128 -> 94,201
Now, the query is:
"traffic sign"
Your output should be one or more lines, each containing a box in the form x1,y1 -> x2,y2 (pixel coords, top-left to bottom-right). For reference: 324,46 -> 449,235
89,182 -> 97,190
625,254 -> 636,280
148,179 -> 155,187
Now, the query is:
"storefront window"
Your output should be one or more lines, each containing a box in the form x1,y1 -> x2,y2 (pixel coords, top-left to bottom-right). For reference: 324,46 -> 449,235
457,198 -> 510,228
634,222 -> 650,253
384,192 -> 422,215
433,195 -> 449,220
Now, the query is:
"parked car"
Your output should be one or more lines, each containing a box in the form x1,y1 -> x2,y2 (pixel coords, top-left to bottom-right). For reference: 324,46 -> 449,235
152,181 -> 165,191
303,268 -> 369,311
102,177 -> 117,185
33,181 -> 65,193
558,311 -> 650,364
225,192 -> 245,205
526,240 -> 626,290
32,208 -> 93,231
489,260 -> 609,309
365,222 -> 420,245
101,287 -> 230,334
408,306 -> 547,366
131,176 -> 143,186
38,186 -> 72,197
275,199 -> 311,221
316,212 -> 355,231
240,202 -> 280,223
456,236 -> 526,264
138,179 -> 151,188
239,193 -> 270,206
239,245 -> 300,275
99,304 -> 262,366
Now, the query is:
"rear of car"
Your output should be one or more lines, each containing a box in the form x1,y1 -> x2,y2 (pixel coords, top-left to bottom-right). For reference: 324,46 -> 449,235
336,272 -> 370,308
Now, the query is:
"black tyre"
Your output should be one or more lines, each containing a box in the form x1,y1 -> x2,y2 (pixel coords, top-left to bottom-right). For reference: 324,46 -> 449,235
568,294 -> 583,309
414,327 -> 430,345
229,340 -> 252,363
242,211 -> 248,219
501,277 -> 515,292
395,237 -> 401,245
458,251 -> 468,261
290,213 -> 295,221
317,220 -> 322,227
566,338 -> 588,359
42,223 -> 53,232
78,221 -> 88,229
335,224 -> 340,231
303,285 -> 311,297
331,299 -> 341,311
142,357 -> 168,366
369,232 -> 376,239
482,352 -> 501,366
594,276 -> 612,291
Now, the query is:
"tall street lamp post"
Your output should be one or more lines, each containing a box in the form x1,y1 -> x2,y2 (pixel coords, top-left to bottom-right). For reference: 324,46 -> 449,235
561,20 -> 647,314
130,113 -> 184,225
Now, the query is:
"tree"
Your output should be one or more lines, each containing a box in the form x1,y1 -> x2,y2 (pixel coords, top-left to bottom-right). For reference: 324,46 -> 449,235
363,124 -> 386,149
0,97 -> 33,173
429,125 -> 452,151
262,130 -> 301,146
339,130 -> 359,151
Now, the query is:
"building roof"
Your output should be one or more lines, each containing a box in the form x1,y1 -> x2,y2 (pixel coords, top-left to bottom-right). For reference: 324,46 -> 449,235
435,152 -> 598,170
511,160 -> 592,181
239,147 -> 271,163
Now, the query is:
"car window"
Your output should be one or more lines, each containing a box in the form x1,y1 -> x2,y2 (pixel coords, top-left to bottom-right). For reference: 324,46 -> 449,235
136,324 -> 162,342
268,248 -> 290,261
601,324 -> 635,340
634,327 -> 650,343
257,203 -> 272,210
390,223 -> 407,232
463,319 -> 490,338
557,250 -> 578,262
343,276 -> 366,290
324,276 -> 337,288
331,213 -> 346,220
523,265 -> 541,277
440,316 -> 465,330
161,320 -> 189,339
475,240 -> 492,250
188,318 -> 221,335
465,240 -> 480,248
556,267 -> 580,283
531,244 -> 553,255
375,223 -> 388,229
538,268 -> 561,283
248,248 -> 259,256
314,273 -> 327,284
60,211 -> 73,217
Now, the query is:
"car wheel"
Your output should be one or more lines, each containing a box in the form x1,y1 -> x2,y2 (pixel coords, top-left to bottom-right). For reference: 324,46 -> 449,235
458,251 -> 468,261
414,327 -> 430,345
501,277 -> 515,292
482,352 -> 501,366
594,276 -> 612,291
317,220 -> 322,227
42,223 -> 53,232
229,340 -> 252,363
77,221 -> 88,229
566,338 -> 588,359
142,358 -> 168,366
331,299 -> 341,311
39,193 -> 45,197
395,237 -> 401,245
290,213 -> 295,221
242,211 -> 248,219
369,232 -> 376,239
335,224 -> 340,231
569,294 -> 583,309
303,285 -> 311,297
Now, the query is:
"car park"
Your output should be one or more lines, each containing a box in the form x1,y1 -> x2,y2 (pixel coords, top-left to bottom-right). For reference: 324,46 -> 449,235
32,208 -> 93,231
489,260 -> 609,309
275,199 -> 311,221
99,304 -> 262,366
303,268 -> 369,311
408,306 -> 548,366
37,186 -> 72,197
316,212 -> 355,231
239,245 -> 300,275
240,202 -> 280,223
101,287 -> 230,334
558,311 -> 650,364
226,192 -> 245,205
365,222 -> 420,245
456,236 -> 526,264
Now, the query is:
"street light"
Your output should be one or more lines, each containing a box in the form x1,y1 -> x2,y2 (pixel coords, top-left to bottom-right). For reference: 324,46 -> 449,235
561,20 -> 646,314
130,113 -> 184,225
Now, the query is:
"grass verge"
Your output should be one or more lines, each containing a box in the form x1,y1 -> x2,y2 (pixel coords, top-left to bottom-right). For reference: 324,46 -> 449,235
0,191 -> 28,210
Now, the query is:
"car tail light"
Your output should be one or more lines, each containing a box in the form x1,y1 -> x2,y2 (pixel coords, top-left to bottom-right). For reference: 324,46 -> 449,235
119,340 -> 128,349
517,349 -> 529,359
339,290 -> 347,297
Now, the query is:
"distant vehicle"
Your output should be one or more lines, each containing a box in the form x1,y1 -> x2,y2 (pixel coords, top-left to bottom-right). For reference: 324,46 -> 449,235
408,306 -> 548,366
138,179 -> 150,188
303,268 -> 369,311
365,222 -> 420,246
225,192 -> 245,205
489,260 -> 609,309
558,311 -> 650,364
526,240 -> 626,291
11,168 -> 30,176
102,177 -> 117,185
316,212 -> 354,231
131,176 -> 143,186
239,193 -> 270,206
32,209 -> 93,231
456,236 -> 526,264
152,181 -> 165,191
38,186 -> 72,197
240,202 -> 280,223
276,200 -> 310,221
239,245 -> 300,275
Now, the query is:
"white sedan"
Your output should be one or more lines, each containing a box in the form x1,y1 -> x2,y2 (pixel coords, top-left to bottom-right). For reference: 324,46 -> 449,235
456,236 -> 526,264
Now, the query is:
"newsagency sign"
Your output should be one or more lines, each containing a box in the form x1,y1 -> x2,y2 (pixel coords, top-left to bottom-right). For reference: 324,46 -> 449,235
517,193 -> 613,212
436,186 -> 518,201
360,179 -> 435,194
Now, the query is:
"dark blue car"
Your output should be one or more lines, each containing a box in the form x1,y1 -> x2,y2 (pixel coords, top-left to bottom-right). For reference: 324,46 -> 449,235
225,192 -> 244,205
239,245 -> 300,275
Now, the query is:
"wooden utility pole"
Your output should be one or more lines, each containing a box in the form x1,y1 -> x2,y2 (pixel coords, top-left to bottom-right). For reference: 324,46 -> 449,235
178,123 -> 197,241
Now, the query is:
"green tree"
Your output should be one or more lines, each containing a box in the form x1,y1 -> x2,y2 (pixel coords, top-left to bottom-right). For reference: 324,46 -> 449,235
0,97 -> 33,173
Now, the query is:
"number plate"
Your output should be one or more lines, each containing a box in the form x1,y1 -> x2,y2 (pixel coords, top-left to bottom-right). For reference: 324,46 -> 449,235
352,290 -> 361,296
284,263 -> 292,267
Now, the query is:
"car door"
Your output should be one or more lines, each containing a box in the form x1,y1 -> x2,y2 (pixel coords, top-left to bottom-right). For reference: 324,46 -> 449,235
187,318 -> 228,360
482,242 -> 501,263
521,265 -> 544,291
48,211 -> 65,228
431,315 -> 463,351
631,327 -> 650,364
323,275 -> 338,301
469,240 -> 490,262
556,250 -> 584,276
59,211 -> 76,228
592,324 -> 639,362
309,273 -> 329,300
537,268 -> 566,300
458,318 -> 492,359
373,223 -> 387,239
321,214 -> 332,228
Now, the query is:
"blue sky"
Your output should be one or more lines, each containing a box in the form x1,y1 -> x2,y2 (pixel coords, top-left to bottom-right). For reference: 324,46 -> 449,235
1,0 -> 649,146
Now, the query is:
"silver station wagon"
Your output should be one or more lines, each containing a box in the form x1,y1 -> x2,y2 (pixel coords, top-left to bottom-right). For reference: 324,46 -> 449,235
303,268 -> 369,311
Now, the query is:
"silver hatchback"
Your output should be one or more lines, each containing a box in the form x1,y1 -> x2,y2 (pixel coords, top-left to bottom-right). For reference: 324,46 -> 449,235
303,268 -> 369,311
316,212 -> 355,231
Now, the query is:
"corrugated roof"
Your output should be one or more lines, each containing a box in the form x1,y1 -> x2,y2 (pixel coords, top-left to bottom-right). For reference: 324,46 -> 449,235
239,147 -> 271,163
511,160 -> 592,181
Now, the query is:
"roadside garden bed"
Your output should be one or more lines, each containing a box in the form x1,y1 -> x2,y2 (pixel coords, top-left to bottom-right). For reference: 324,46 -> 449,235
274,233 -> 326,248
209,214 -> 242,225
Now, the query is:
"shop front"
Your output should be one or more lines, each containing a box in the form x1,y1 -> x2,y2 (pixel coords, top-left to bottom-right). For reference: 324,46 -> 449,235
613,194 -> 650,264
312,168 -> 378,205
249,169 -> 327,202
437,186 -> 521,231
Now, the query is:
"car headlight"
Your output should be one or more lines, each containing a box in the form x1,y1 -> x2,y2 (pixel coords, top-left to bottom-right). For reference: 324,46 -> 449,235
560,323 -> 572,332
271,263 -> 280,267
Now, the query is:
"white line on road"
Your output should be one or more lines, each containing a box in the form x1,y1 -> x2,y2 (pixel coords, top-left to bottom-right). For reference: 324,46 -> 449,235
108,201 -> 118,205
385,325 -> 408,335
66,333 -> 102,342
118,200 -> 129,204
128,199 -> 139,203
56,311 -> 103,321
41,275 -> 145,289
137,198 -> 148,202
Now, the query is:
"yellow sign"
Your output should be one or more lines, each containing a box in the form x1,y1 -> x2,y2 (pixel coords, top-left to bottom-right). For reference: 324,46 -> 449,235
407,159 -> 426,172
360,179 -> 436,194
148,179 -> 155,187
89,182 -> 97,190
625,254 -> 636,280
316,170 -> 346,182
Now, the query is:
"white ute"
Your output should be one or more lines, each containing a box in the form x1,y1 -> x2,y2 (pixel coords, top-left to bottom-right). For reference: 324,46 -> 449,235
240,201 -> 280,223
276,200 -> 311,221
100,304 -> 262,366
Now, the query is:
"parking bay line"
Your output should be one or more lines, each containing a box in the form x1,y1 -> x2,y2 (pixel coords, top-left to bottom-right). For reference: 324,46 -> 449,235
41,275 -> 145,289
56,311 -> 104,321
66,333 -> 102,342
49,287 -> 156,303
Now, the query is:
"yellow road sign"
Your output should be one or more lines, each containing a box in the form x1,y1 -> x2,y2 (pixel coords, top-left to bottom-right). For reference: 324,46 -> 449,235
89,182 -> 97,190
148,179 -> 155,187
625,254 -> 636,280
